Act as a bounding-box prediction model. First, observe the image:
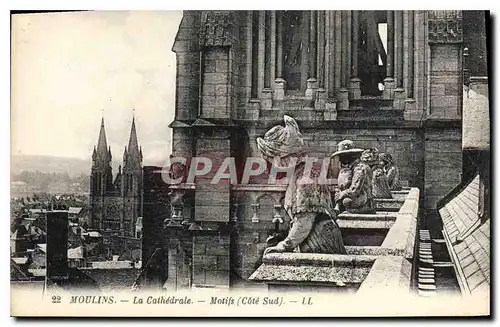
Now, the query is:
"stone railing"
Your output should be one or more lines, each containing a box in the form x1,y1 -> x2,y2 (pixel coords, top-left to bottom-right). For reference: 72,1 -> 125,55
248,187 -> 420,295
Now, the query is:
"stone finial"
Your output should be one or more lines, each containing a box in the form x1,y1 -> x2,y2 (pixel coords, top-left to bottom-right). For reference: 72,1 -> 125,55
230,203 -> 239,223
251,203 -> 260,223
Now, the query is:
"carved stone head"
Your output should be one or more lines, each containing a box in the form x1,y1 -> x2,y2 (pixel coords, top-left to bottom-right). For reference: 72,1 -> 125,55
257,115 -> 305,168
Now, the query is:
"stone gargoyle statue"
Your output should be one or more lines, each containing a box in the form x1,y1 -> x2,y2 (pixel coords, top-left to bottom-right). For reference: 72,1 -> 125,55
332,140 -> 375,214
379,153 -> 403,191
361,148 -> 393,199
257,116 -> 346,256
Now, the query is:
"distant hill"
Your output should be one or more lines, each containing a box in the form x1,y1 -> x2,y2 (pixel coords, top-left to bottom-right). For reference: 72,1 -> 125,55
11,155 -> 120,178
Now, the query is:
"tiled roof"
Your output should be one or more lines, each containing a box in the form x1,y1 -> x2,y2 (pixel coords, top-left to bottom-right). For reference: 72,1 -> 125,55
439,174 -> 490,295
10,260 -> 29,281
90,261 -> 134,269
440,175 -> 480,240
80,268 -> 140,291
28,268 -> 46,277
37,244 -> 47,253
12,257 -> 28,265
68,207 -> 83,214
85,231 -> 102,238
68,246 -> 84,259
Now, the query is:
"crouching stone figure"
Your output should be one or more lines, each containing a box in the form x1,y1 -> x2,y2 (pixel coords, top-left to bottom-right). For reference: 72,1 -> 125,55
380,153 -> 403,191
257,116 -> 346,256
362,148 -> 393,199
332,140 -> 375,214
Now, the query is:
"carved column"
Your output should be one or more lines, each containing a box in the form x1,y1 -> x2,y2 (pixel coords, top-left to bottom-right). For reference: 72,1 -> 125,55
407,11 -> 415,99
273,11 -> 285,101
324,11 -> 337,120
250,11 -> 259,100
260,11 -> 273,109
383,10 -> 396,99
245,11 -> 253,102
257,11 -> 265,95
268,11 -> 277,87
316,11 -> 327,109
334,11 -> 342,94
395,11 -> 404,88
394,11 -> 405,109
300,12 -> 310,92
404,11 -> 416,119
338,11 -> 349,109
309,11 -> 318,78
276,11 -> 283,79
350,10 -> 361,99
317,11 -> 325,88
346,11 -> 352,90
325,11 -> 332,97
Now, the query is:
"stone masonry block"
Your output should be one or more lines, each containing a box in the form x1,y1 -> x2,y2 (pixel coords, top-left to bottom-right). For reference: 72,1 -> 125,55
215,84 -> 228,96
192,270 -> 206,285
215,59 -> 229,72
205,270 -> 229,287
445,82 -> 460,95
431,95 -> 459,108
204,72 -> 228,85
202,84 -> 216,96
217,255 -> 230,271
193,242 -> 206,255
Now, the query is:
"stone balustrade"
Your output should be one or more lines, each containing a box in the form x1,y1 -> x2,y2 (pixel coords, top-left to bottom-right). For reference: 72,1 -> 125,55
162,182 -> 418,289
248,187 -> 420,294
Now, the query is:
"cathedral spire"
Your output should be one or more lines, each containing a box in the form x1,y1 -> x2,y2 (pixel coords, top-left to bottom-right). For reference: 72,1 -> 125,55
97,117 -> 108,156
94,116 -> 111,165
127,114 -> 141,161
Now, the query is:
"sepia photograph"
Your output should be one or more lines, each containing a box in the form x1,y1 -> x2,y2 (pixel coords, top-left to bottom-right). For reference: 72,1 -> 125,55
9,9 -> 491,317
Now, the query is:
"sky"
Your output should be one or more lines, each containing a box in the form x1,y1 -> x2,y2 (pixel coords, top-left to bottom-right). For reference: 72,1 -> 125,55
11,11 -> 183,166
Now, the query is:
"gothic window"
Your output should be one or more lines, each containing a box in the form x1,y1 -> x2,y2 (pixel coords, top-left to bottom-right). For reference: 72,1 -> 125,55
96,173 -> 101,193
128,175 -> 133,192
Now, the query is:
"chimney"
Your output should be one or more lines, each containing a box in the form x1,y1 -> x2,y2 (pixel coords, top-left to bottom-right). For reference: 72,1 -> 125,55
46,210 -> 69,284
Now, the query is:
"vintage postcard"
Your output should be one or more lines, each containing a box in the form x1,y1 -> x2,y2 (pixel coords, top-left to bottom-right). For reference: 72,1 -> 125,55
10,10 -> 490,317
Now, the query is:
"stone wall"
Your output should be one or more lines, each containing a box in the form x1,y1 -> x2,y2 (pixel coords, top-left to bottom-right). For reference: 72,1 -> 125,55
192,235 -> 231,287
424,128 -> 463,210
245,126 -> 425,189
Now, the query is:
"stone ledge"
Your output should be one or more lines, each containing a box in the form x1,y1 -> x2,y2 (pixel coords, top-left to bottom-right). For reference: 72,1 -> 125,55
356,256 -> 413,295
250,253 -> 377,285
248,186 -> 420,292
261,252 -> 377,267
345,246 -> 405,257
338,212 -> 397,221
249,264 -> 372,285
338,220 -> 394,230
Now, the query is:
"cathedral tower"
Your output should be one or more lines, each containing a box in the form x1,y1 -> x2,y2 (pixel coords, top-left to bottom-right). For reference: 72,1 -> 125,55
121,116 -> 143,236
90,118 -> 113,230
89,115 -> 143,238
